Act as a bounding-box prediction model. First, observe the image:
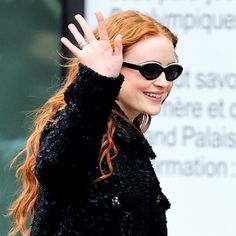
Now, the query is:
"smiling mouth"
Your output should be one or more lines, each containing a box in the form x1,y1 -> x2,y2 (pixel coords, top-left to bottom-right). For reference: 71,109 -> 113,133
143,92 -> 162,99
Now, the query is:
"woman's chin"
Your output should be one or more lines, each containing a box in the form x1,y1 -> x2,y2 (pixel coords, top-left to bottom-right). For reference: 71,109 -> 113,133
145,108 -> 162,116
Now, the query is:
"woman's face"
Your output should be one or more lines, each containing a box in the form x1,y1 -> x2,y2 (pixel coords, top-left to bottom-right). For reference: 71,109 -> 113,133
117,35 -> 175,121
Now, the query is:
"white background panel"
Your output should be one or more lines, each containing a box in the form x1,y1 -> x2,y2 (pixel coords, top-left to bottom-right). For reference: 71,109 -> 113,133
85,1 -> 236,235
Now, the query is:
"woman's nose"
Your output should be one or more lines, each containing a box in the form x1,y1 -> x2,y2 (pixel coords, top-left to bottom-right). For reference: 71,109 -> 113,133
153,72 -> 169,87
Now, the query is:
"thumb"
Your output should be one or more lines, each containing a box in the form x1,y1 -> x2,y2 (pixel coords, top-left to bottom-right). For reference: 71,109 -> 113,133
113,34 -> 123,58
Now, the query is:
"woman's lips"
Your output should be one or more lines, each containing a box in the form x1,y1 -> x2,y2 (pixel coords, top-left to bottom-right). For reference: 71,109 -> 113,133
143,92 -> 163,103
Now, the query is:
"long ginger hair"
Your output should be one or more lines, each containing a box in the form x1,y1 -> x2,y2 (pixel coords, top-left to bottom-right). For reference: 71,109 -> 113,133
8,10 -> 178,236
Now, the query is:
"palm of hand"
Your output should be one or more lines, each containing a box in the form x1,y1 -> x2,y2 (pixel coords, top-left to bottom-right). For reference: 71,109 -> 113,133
61,12 -> 123,78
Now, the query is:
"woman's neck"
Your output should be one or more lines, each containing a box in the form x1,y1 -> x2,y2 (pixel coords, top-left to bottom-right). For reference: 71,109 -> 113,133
115,101 -> 139,122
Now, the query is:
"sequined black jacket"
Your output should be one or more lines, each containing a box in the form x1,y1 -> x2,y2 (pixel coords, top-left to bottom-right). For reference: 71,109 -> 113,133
30,64 -> 170,236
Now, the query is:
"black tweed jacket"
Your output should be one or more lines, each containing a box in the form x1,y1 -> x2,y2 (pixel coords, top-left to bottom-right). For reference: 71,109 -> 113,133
30,64 -> 170,236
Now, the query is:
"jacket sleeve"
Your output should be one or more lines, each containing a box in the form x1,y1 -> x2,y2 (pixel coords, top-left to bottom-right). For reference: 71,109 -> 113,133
35,64 -> 124,188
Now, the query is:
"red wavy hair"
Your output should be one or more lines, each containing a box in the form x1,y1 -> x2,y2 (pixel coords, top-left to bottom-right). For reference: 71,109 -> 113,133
8,10 -> 178,236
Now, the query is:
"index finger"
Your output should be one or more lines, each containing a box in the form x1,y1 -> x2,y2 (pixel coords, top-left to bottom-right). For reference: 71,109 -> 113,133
95,11 -> 109,41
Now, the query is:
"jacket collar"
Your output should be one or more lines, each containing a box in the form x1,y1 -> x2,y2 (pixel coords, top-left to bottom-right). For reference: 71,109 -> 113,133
112,102 -> 156,160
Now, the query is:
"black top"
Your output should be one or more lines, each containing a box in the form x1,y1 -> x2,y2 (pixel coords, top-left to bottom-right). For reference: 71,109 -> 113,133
30,64 -> 170,236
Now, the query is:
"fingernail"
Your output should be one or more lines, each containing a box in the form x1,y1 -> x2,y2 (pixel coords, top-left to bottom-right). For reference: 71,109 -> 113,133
75,14 -> 81,19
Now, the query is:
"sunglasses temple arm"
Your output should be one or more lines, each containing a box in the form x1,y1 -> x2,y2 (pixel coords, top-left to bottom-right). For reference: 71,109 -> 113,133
122,62 -> 141,70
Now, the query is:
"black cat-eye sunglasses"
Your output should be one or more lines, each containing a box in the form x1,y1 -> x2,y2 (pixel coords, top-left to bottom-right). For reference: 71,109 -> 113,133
122,61 -> 183,81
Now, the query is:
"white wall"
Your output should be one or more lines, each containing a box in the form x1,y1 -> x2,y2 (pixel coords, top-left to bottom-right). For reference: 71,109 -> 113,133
85,1 -> 236,235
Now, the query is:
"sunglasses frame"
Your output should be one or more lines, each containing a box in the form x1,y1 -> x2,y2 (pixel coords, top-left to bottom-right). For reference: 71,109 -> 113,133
122,61 -> 183,81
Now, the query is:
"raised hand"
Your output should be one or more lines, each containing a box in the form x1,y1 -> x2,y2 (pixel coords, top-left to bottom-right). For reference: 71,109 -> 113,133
61,11 -> 123,78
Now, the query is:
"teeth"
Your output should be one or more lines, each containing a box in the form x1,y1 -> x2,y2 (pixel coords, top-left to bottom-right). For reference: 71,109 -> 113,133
145,92 -> 161,98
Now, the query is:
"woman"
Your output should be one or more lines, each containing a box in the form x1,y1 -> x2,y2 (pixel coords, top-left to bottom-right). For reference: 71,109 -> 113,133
9,10 -> 183,236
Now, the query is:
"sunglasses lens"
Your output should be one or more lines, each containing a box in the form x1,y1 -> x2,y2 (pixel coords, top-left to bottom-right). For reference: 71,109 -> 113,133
165,65 -> 183,81
140,63 -> 163,80
123,62 -> 183,81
